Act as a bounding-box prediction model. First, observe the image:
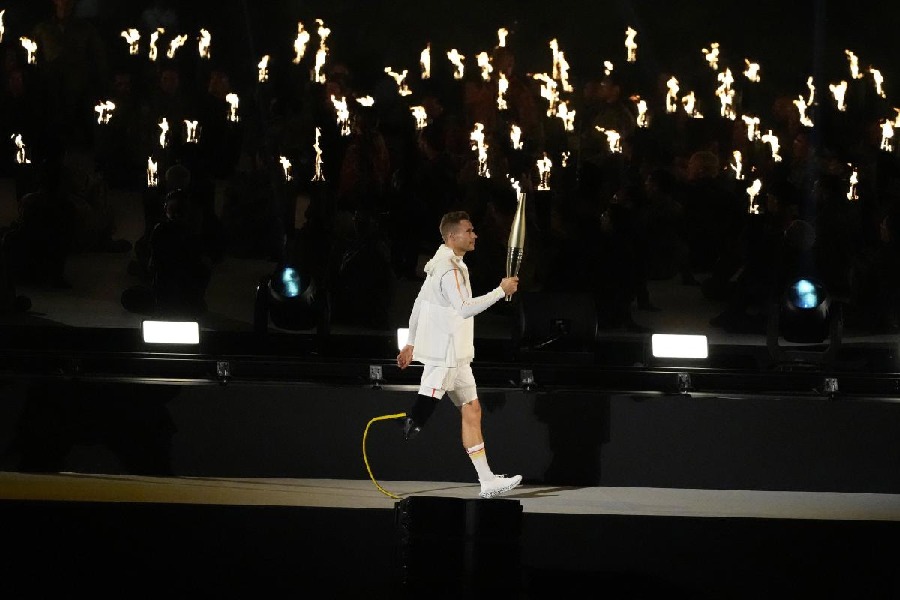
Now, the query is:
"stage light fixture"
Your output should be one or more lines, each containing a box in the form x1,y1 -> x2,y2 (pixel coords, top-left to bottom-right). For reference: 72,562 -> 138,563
397,327 -> 409,350
254,264 -> 327,333
142,320 -> 200,344
767,277 -> 842,366
651,334 -> 708,359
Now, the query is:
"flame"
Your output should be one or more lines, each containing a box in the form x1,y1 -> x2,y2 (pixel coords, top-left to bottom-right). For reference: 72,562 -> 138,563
682,91 -> 703,118
731,151 -> 744,180
258,55 -> 270,82
198,29 -> 211,59
556,100 -> 575,131
537,153 -> 552,190
0,10 -> 4,44
560,151 -> 570,168
847,164 -> 859,201
20,37 -> 37,64
716,68 -> 736,120
604,61 -> 614,76
279,156 -> 293,181
147,157 -> 158,187
595,127 -> 622,153
121,28 -> 140,55
806,76 -> 816,106
497,28 -> 509,47
420,43 -> 431,79
743,59 -> 761,82
292,22 -> 310,64
331,95 -> 350,135
447,49 -> 465,79
510,124 -> 523,149
625,27 -> 637,62
166,34 -> 188,59
225,93 -> 240,122
880,120 -> 894,151
476,51 -> 493,81
829,81 -> 848,111
870,68 -> 886,99
411,105 -> 428,130
742,115 -> 760,141
702,42 -> 720,70
356,96 -> 375,107
470,123 -> 490,178
10,133 -> 30,164
666,77 -> 680,113
384,67 -> 412,96
549,39 -> 572,92
845,49 -> 864,80
148,28 -> 164,61
794,96 -> 814,127
761,130 -> 782,162
184,119 -> 200,143
312,127 -> 325,181
313,19 -> 330,84
497,73 -> 509,110
633,96 -> 649,128
533,73 -> 559,117
158,118 -> 169,148
746,179 -> 762,214
94,100 -> 116,124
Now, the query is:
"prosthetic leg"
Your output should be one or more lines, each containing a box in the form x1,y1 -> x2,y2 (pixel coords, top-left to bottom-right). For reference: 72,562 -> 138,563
402,394 -> 440,440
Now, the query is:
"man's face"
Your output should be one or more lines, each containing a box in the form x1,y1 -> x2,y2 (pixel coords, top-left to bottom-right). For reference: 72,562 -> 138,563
448,220 -> 477,254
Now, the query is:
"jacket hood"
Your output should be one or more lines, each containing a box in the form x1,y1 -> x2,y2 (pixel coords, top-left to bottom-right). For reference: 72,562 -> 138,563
423,244 -> 460,275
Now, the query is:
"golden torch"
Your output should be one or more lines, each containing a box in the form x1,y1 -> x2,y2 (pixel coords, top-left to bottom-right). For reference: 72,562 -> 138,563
505,180 -> 527,301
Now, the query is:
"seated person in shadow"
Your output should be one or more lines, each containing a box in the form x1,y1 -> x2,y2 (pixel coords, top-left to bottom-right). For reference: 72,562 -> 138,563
121,189 -> 212,317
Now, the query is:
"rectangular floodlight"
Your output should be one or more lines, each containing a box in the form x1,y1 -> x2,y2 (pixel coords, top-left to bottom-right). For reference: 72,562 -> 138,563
142,320 -> 200,344
396,327 -> 409,350
651,333 -> 708,359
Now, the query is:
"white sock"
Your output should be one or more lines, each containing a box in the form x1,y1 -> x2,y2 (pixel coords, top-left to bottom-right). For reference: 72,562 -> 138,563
466,443 -> 494,482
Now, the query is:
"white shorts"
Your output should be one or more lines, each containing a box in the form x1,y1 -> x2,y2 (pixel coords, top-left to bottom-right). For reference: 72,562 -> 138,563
419,362 -> 478,407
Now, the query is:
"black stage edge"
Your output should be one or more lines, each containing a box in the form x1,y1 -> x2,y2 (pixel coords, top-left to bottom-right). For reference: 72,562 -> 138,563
2,381 -> 900,493
2,499 -> 899,598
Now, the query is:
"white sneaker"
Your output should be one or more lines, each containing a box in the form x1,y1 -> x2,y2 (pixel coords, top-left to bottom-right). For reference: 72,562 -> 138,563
479,474 -> 522,499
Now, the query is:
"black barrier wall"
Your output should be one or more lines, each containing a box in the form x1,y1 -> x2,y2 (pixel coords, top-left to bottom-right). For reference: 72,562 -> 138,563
1,379 -> 900,493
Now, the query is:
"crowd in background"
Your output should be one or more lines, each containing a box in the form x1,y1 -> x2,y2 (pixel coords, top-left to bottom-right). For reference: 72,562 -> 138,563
1,0 -> 899,336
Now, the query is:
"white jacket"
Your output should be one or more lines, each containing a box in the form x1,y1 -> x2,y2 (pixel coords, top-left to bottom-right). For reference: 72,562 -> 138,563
408,244 -> 505,366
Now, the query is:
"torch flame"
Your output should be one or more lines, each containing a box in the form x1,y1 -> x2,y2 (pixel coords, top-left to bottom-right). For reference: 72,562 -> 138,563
292,22 -> 310,64
356,96 -> 375,107
94,100 -> 116,124
625,27 -> 637,62
747,179 -> 762,214
633,96 -> 649,128
166,34 -> 188,59
411,105 -> 428,130
829,81 -> 848,111
20,37 -> 37,64
682,92 -> 703,118
716,68 -> 736,120
794,96 -> 814,128
121,28 -> 140,55
761,130 -> 782,162
331,95 -> 350,136
184,119 -> 200,143
666,77 -> 680,113
258,55 -> 270,82
470,123 -> 490,178
847,164 -> 859,201
880,120 -> 894,152
148,28 -> 164,61
845,49 -> 864,80
744,59 -> 761,82
280,156 -> 293,181
548,39 -> 572,92
497,28 -> 508,47
870,68 -> 886,99
313,19 -> 330,84
11,133 -> 30,164
384,67 -> 412,96
447,49 -> 465,79
147,157 -> 158,187
537,153 -> 552,190
476,51 -> 493,81
741,115 -> 760,141
497,73 -> 508,110
510,124 -> 523,149
561,151 -> 570,168
312,127 -> 325,181
225,93 -> 240,122
0,10 -> 5,44
556,100 -> 575,131
731,150 -> 744,180
533,73 -> 559,117
595,127 -> 622,153
158,118 -> 169,148
198,28 -> 211,59
702,42 -> 720,70
420,43 -> 431,79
